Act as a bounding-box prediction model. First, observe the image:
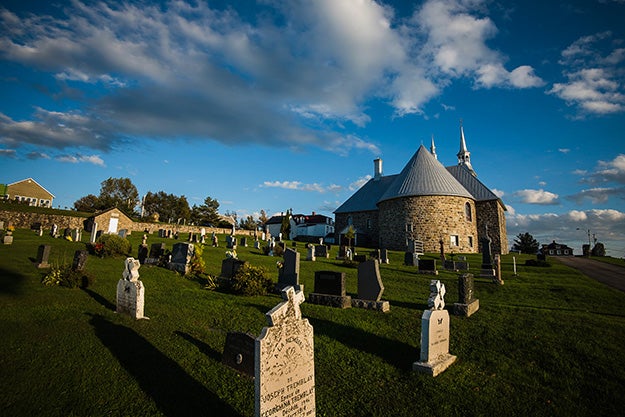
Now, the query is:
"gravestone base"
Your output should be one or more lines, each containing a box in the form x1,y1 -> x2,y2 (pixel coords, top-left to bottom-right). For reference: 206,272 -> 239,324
3,235 -> 13,245
36,260 -> 50,269
417,270 -> 439,275
309,293 -> 352,309
412,354 -> 457,377
351,298 -> 390,312
453,299 -> 480,317
493,277 -> 504,285
167,262 -> 190,275
144,257 -> 159,265
479,269 -> 496,278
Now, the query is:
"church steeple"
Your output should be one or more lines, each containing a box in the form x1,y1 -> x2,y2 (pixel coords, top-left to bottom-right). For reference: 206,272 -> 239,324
457,121 -> 476,176
430,135 -> 437,160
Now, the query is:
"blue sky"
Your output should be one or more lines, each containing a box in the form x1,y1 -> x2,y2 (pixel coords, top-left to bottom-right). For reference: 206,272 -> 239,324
1,0 -> 624,256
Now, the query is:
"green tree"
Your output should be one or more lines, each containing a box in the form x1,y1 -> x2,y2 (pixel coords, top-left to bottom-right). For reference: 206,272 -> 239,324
344,225 -> 356,248
512,232 -> 540,254
144,191 -> 190,223
190,196 -> 221,226
280,209 -> 292,239
98,177 -> 139,216
73,194 -> 101,212
240,215 -> 257,231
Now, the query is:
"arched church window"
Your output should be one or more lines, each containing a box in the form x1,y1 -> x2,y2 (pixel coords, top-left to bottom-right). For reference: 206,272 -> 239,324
347,216 -> 353,225
465,202 -> 472,222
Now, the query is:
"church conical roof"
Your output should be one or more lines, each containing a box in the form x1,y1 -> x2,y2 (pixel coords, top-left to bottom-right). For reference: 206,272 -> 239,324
378,145 -> 472,203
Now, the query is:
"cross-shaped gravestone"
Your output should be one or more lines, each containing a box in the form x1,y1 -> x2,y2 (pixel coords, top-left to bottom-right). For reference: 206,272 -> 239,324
427,280 -> 446,310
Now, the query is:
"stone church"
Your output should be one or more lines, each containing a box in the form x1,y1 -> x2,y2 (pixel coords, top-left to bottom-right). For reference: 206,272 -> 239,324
334,125 -> 508,255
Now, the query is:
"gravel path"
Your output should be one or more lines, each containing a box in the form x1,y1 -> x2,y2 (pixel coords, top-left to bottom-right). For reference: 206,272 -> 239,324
557,256 -> 625,292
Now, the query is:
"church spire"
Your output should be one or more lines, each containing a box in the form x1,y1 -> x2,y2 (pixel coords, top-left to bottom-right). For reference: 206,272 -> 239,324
457,120 -> 476,176
430,134 -> 437,160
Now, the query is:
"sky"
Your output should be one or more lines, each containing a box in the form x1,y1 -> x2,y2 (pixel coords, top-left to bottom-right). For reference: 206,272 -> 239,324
1,0 -> 624,257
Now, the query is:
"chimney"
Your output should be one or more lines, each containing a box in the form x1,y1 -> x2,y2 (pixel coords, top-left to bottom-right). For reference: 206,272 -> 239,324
374,158 -> 383,180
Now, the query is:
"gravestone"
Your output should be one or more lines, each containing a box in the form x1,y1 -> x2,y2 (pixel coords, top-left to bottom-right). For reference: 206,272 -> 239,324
72,250 -> 88,271
453,273 -> 480,317
413,280 -> 456,376
479,233 -> 496,278
223,331 -> 256,377
353,254 -> 367,263
63,227 -> 71,239
90,222 -> 98,244
277,248 -> 302,292
443,260 -> 457,271
72,228 -> 82,242
220,257 -> 246,280
50,224 -> 58,238
226,235 -> 237,249
315,245 -> 328,258
306,245 -> 316,261
255,287 -> 315,417
404,251 -> 418,266
352,259 -> 389,312
336,245 -> 347,260
254,240 -> 261,250
309,271 -> 351,309
417,259 -> 438,275
35,244 -> 51,269
168,242 -> 194,274
116,257 -> 148,320
145,243 -> 166,265
137,244 -> 149,264
455,261 -> 469,270
240,237 -> 247,247
493,254 -> 504,285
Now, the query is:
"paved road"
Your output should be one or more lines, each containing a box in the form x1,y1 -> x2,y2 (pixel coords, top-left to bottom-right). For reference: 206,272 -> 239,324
557,257 -> 625,292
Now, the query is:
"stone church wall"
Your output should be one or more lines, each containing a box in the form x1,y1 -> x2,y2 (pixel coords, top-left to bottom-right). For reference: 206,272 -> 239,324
476,200 -> 508,255
378,195 -> 478,252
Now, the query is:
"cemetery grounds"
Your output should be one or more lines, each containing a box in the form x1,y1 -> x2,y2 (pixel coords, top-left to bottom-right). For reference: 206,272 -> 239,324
1,228 -> 624,416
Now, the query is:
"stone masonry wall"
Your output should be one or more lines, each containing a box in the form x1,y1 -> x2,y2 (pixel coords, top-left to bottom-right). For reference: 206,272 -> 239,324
378,196 -> 478,252
475,200 -> 508,255
0,209 -> 256,237
335,210 -> 379,247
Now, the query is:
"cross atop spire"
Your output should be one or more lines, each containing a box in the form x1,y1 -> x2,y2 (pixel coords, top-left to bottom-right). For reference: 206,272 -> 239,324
430,134 -> 437,160
457,120 -> 476,176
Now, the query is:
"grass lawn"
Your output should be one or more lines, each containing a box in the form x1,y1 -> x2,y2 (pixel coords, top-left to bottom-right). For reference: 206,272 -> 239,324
1,229 -> 624,416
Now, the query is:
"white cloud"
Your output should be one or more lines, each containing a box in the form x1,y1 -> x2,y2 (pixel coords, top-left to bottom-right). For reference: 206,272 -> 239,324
550,32 -> 625,115
567,186 -> 625,204
0,0 -> 542,154
582,154 -> 625,184
506,208 -> 625,256
558,148 -> 570,154
414,0 -> 543,89
513,188 -> 559,205
491,188 -> 504,198
0,148 -> 16,158
56,153 -> 105,166
349,175 -> 372,191
261,180 -> 340,193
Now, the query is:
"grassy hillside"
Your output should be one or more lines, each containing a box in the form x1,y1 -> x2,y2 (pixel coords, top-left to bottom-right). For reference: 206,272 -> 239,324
1,229 -> 624,416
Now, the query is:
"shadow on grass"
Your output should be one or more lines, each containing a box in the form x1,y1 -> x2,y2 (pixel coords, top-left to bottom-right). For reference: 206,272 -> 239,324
308,317 -> 416,369
0,267 -> 25,295
89,314 -> 241,417
174,331 -> 222,362
82,288 -> 116,311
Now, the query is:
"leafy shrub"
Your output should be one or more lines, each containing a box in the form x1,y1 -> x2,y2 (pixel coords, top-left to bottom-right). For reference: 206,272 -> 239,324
91,234 -> 131,257
230,263 -> 273,296
188,244 -> 206,276
42,264 -> 94,288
